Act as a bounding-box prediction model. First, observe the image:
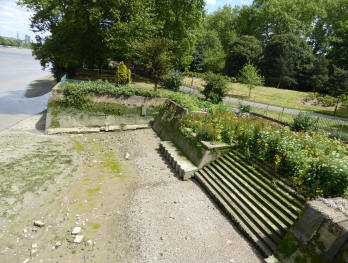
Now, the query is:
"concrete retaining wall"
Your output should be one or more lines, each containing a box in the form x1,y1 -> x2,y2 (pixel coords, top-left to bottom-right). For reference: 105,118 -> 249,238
272,198 -> 348,263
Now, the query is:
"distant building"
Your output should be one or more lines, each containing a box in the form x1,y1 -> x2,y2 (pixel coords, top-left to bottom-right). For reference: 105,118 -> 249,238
25,35 -> 31,44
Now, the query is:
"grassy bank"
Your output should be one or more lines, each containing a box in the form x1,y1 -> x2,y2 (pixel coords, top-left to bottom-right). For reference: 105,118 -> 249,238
183,77 -> 348,118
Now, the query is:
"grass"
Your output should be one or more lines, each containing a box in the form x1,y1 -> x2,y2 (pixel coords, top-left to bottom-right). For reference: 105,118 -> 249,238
227,101 -> 348,141
183,76 -> 348,118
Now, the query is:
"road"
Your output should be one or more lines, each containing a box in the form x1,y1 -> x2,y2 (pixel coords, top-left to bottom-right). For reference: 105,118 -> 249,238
0,47 -> 55,130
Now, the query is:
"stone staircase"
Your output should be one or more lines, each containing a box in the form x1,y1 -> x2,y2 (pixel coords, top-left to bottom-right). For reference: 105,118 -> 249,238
194,150 -> 306,258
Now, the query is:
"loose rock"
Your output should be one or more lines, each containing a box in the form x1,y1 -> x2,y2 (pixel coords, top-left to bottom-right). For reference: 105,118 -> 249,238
73,235 -> 84,244
72,226 -> 82,235
33,220 -> 45,227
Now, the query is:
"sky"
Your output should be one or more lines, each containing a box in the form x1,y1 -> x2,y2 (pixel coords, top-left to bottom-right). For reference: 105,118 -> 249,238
0,0 -> 253,40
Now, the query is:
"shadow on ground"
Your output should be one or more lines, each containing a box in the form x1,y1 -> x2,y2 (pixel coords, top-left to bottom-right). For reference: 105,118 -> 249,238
35,110 -> 47,131
25,77 -> 56,98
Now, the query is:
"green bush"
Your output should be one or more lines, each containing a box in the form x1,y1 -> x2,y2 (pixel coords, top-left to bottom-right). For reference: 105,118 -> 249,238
291,112 -> 318,131
115,61 -> 131,85
61,80 -> 212,111
239,104 -> 251,112
202,72 -> 227,104
160,70 -> 184,91
169,106 -> 348,198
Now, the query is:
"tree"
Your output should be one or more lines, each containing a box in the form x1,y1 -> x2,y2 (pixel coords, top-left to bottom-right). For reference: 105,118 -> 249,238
262,34 -> 315,91
239,63 -> 264,97
225,35 -> 262,77
115,62 -> 131,85
190,41 -> 205,73
138,38 -> 174,91
153,0 -> 205,70
202,72 -> 227,104
201,30 -> 226,74
328,65 -> 348,116
205,5 -> 239,52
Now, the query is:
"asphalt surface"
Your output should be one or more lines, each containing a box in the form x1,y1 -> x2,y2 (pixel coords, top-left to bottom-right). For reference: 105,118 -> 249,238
0,47 -> 55,130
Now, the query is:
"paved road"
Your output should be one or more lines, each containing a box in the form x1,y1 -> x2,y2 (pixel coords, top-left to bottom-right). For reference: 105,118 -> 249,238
180,86 -> 348,123
0,47 -> 55,130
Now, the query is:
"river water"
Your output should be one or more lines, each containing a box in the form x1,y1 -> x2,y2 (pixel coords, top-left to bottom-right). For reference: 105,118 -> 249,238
0,47 -> 54,130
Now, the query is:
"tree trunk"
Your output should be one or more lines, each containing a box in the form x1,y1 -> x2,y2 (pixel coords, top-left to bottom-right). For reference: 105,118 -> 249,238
249,87 -> 251,97
277,79 -> 281,89
334,97 -> 340,116
154,80 -> 158,91
191,77 -> 194,88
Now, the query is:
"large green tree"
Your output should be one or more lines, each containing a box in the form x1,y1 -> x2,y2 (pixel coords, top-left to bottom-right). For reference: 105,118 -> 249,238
153,0 -> 205,70
225,35 -> 262,77
262,33 -> 315,91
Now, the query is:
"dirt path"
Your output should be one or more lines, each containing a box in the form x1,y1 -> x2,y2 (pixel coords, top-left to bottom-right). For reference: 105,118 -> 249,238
0,115 -> 262,263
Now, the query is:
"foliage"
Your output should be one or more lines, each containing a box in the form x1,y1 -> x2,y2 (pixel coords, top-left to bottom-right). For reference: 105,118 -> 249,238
137,38 -> 174,91
225,35 -> 262,77
291,113 -> 318,132
239,104 -> 251,112
0,35 -> 31,48
61,80 -> 211,111
202,72 -> 228,104
172,107 -> 348,197
200,30 -> 226,74
160,70 -> 184,91
238,63 -> 264,97
115,62 -> 131,85
262,33 -> 315,91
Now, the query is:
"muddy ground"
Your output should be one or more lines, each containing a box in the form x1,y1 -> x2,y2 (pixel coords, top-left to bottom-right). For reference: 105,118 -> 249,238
0,114 -> 262,263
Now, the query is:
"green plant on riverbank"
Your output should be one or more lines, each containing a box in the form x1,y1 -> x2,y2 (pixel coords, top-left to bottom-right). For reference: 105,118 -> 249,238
61,80 -> 212,111
172,106 -> 348,198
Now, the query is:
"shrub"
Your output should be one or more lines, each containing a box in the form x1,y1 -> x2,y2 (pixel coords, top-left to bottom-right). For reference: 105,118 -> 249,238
160,70 -> 184,91
173,107 -> 348,197
115,61 -> 131,85
239,104 -> 251,112
291,112 -> 318,131
202,72 -> 227,104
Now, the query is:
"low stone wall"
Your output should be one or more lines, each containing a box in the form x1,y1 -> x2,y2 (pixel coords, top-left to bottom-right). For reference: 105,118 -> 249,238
46,82 -> 168,134
152,102 -> 232,168
272,198 -> 348,263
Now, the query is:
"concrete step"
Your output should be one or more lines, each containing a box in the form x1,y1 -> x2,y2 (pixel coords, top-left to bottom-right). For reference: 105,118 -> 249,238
207,162 -> 290,234
159,141 -> 198,180
221,154 -> 302,218
193,151 -> 306,258
202,166 -> 283,244
228,151 -> 305,208
195,171 -> 275,257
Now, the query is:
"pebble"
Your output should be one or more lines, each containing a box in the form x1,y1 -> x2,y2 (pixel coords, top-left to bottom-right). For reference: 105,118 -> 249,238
72,226 -> 82,235
125,152 -> 130,160
31,243 -> 38,249
55,242 -> 62,248
23,258 -> 30,263
73,235 -> 84,244
86,240 -> 93,246
33,220 -> 45,227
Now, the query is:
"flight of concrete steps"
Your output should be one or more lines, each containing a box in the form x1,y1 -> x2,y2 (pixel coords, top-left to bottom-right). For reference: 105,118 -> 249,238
195,150 -> 306,258
159,141 -> 198,180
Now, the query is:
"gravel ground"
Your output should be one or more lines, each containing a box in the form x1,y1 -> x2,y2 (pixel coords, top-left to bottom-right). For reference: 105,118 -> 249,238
0,114 -> 262,263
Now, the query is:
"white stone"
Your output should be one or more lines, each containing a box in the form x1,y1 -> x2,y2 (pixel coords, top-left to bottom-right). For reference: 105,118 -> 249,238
33,220 -> 45,227
23,229 -> 28,234
73,235 -> 84,244
86,240 -> 93,246
31,249 -> 37,256
23,258 -> 30,263
125,152 -> 130,160
31,243 -> 37,249
55,242 -> 62,248
71,227 -> 82,235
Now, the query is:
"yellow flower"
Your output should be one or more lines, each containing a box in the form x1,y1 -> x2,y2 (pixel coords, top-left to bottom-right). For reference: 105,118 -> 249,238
275,154 -> 281,166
